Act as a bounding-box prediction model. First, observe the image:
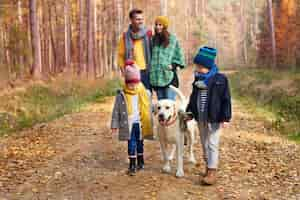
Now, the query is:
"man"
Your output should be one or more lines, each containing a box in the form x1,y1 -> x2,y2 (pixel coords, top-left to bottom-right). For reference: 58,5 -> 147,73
117,9 -> 152,90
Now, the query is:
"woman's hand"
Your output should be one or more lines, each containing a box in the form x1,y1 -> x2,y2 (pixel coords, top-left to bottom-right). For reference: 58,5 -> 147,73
111,128 -> 118,134
168,65 -> 181,71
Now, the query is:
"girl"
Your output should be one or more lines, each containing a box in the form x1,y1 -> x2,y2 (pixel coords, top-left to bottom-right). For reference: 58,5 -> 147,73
111,60 -> 153,176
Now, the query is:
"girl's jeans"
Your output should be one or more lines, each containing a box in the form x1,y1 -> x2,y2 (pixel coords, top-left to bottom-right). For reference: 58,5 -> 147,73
128,123 -> 144,158
198,122 -> 221,169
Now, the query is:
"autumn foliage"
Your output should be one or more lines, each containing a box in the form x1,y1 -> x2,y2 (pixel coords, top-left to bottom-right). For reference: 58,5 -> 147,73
258,0 -> 300,69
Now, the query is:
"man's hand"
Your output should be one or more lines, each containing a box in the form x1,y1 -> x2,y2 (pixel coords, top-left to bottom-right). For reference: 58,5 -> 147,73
111,128 -> 118,134
183,112 -> 193,121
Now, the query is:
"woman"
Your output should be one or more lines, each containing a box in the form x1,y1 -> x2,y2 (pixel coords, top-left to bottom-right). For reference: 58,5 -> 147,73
150,16 -> 185,100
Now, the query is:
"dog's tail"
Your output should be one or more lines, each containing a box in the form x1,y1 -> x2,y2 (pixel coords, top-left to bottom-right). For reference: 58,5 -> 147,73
169,85 -> 187,111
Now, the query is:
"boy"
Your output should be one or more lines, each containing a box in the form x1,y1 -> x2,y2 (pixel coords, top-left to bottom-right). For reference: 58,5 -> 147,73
111,60 -> 153,176
186,47 -> 232,185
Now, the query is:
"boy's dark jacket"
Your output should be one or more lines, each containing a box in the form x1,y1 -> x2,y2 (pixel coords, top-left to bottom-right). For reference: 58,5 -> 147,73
186,73 -> 232,123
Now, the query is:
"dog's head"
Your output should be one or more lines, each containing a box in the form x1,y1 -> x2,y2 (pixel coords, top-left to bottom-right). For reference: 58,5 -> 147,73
155,99 -> 177,126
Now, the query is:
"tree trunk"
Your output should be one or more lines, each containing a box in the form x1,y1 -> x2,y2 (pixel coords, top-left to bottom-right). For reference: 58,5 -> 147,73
18,0 -> 23,23
195,0 -> 199,16
103,33 -> 109,74
78,0 -> 85,75
99,2 -> 105,77
240,0 -> 248,64
64,0 -> 71,68
296,1 -> 300,69
87,0 -> 94,77
251,0 -> 258,51
94,0 -> 99,77
48,4 -> 57,74
48,34 -> 53,73
201,0 -> 206,22
116,0 -> 122,36
267,0 -> 277,69
29,0 -> 42,78
160,0 -> 168,15
18,0 -> 24,77
185,3 -> 190,62
53,3 -> 63,72
0,28 -> 4,67
129,0 -> 133,10
41,0 -> 47,73
6,47 -> 11,80
111,0 -> 117,72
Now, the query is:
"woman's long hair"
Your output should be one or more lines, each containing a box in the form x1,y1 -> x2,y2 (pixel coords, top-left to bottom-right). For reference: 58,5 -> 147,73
153,29 -> 170,48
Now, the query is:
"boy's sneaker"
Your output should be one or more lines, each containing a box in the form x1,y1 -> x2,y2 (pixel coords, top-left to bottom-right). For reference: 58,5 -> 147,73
202,168 -> 217,185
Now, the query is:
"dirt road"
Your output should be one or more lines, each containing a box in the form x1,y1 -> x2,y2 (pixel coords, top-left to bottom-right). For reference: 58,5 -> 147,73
0,69 -> 299,200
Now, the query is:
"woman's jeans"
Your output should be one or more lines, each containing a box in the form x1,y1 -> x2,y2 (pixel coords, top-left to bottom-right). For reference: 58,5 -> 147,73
155,87 -> 176,101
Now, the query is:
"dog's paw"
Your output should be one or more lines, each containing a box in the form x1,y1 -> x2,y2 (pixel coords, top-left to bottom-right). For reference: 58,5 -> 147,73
175,170 -> 184,178
168,155 -> 174,161
188,156 -> 197,164
162,165 -> 171,173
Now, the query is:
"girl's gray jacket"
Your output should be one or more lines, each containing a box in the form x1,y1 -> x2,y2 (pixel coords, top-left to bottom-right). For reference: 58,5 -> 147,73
110,90 -> 154,141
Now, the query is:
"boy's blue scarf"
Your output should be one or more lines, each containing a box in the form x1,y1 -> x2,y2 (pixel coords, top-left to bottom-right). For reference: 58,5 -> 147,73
194,64 -> 219,86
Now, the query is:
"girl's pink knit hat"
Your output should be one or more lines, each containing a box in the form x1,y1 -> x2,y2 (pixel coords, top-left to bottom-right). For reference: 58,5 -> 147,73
124,60 -> 141,84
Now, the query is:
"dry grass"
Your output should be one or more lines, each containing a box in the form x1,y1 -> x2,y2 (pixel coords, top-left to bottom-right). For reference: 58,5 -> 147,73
229,68 -> 300,141
0,72 -> 122,136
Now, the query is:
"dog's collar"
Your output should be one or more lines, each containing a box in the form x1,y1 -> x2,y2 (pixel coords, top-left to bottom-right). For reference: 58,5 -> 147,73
160,112 -> 177,127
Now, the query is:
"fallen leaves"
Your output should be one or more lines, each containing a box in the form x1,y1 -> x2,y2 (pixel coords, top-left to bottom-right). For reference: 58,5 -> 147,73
0,85 -> 299,199
0,126 -> 59,192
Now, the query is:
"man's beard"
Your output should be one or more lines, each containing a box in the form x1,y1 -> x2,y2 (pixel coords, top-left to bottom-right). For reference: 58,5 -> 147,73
137,24 -> 144,30
132,24 -> 144,32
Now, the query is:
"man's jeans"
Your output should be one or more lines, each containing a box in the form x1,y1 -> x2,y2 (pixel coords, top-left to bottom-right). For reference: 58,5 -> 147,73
141,70 -> 151,91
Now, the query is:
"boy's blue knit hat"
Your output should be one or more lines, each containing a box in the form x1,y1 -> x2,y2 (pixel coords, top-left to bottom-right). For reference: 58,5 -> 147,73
193,46 -> 217,69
